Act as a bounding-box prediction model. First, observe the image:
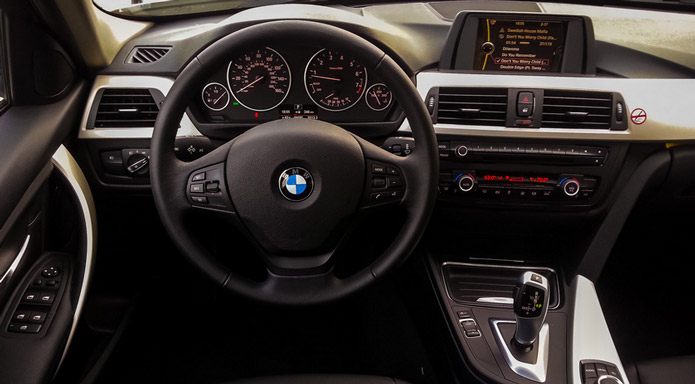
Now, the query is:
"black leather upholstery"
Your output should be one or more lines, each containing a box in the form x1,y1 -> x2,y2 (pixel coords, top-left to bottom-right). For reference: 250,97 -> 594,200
222,375 -> 412,384
625,355 -> 695,384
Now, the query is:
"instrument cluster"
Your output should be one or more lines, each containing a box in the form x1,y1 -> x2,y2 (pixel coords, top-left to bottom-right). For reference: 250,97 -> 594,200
194,45 -> 399,126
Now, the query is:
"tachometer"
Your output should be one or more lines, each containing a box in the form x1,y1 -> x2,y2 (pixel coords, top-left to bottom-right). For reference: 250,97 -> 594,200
304,49 -> 367,112
227,47 -> 291,111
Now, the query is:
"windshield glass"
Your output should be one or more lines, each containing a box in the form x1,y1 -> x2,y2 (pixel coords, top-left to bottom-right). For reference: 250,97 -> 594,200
94,0 -> 300,17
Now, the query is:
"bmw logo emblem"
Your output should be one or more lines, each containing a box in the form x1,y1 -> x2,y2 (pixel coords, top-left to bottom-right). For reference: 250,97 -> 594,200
279,167 -> 314,201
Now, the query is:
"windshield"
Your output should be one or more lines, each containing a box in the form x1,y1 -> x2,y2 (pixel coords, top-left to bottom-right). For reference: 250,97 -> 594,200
95,0 -> 694,18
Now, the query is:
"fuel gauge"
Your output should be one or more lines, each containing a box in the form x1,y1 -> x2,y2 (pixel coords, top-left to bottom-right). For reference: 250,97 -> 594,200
202,82 -> 230,111
365,83 -> 392,111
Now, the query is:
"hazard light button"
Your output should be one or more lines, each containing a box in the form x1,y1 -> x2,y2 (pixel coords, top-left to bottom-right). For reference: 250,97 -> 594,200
517,91 -> 534,117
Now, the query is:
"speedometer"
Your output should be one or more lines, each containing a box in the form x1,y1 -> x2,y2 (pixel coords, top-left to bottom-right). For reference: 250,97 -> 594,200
227,47 -> 291,111
304,49 -> 367,112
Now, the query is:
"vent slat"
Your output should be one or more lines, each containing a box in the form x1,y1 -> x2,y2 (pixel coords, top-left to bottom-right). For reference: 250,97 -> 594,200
127,46 -> 171,64
92,88 -> 159,129
542,90 -> 613,129
436,87 -> 508,127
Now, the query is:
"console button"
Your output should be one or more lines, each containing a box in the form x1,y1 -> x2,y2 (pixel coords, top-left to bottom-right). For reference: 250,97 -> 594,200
517,104 -> 533,117
8,323 -> 42,333
38,293 -> 55,305
13,311 -> 30,322
515,119 -> 533,127
583,363 -> 597,379
21,292 -> 39,304
595,364 -> 609,377
457,310 -> 471,319
29,312 -> 47,324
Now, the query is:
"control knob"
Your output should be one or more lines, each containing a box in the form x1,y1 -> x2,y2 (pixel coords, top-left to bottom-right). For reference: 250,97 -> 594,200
455,145 -> 469,158
560,177 -> 580,197
126,153 -> 150,175
457,174 -> 475,192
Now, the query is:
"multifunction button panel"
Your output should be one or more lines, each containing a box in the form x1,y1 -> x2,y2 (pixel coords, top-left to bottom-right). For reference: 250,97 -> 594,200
5,255 -> 69,336
186,163 -> 233,210
581,361 -> 624,384
364,160 -> 404,205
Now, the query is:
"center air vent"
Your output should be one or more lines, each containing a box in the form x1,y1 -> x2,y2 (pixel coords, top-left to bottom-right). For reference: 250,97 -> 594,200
92,88 -> 159,128
126,46 -> 171,64
437,87 -> 508,126
542,90 -> 613,129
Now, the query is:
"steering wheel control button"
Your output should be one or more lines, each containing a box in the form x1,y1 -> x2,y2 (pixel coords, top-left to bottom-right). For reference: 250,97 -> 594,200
41,266 -> 61,278
279,167 -> 314,202
372,177 -> 387,189
192,172 -> 206,182
191,196 -> 208,204
387,177 -> 403,188
387,167 -> 399,175
205,182 -> 220,193
372,164 -> 386,174
190,184 -> 204,193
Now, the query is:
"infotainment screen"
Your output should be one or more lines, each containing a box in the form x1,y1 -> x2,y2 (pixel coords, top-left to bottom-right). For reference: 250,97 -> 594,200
473,18 -> 566,73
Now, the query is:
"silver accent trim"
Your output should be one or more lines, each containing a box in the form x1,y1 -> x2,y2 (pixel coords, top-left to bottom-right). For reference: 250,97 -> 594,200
476,297 -> 513,304
491,319 -> 550,382
51,146 -> 97,372
402,71 -> 695,141
440,262 -> 561,310
78,76 -> 203,139
571,276 -> 630,384
0,235 -> 31,285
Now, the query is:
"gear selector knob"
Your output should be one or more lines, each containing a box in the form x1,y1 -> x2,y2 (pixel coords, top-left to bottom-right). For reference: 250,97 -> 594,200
512,272 -> 550,349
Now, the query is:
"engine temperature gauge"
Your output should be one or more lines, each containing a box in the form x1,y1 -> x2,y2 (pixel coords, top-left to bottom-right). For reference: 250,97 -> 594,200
365,83 -> 392,111
202,82 -> 230,111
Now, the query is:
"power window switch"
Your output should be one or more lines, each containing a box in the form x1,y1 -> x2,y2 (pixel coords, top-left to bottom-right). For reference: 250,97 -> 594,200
8,323 -> 42,333
38,293 -> 55,305
21,292 -> 40,304
29,312 -> 47,324
13,311 -> 31,322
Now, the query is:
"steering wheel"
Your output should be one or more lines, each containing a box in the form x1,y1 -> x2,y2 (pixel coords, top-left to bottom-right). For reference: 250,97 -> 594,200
150,20 -> 438,305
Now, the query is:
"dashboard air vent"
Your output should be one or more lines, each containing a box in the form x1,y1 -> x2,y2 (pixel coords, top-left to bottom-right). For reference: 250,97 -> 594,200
126,46 -> 171,64
93,88 -> 159,128
437,87 -> 508,126
542,90 -> 613,129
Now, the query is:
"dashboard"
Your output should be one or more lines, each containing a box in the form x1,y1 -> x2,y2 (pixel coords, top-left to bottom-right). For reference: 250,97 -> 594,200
68,2 -> 695,384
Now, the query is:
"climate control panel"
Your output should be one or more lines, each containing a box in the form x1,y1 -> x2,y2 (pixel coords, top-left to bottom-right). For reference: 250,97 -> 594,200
440,171 -> 598,201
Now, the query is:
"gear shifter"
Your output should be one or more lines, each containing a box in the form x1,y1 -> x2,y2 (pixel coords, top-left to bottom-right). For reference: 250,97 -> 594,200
512,271 -> 550,350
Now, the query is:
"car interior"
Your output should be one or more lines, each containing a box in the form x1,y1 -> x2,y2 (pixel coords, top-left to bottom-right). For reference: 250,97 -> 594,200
0,0 -> 694,383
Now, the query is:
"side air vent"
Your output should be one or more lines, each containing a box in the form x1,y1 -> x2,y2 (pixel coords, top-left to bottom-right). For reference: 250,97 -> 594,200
442,264 -> 560,309
542,90 -> 613,129
93,88 -> 159,128
126,46 -> 171,64
437,87 -> 508,126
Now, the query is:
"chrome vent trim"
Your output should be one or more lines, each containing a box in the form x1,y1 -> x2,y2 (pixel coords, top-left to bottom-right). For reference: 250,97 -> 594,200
93,88 -> 159,128
541,90 -> 613,129
437,87 -> 508,126
126,46 -> 171,64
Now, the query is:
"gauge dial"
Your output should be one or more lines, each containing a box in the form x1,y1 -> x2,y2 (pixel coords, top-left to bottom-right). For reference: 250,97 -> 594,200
304,49 -> 367,112
227,47 -> 291,111
365,83 -> 392,111
201,82 -> 230,111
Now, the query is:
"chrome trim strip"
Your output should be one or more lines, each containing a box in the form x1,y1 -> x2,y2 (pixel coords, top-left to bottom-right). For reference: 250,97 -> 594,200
0,235 -> 31,285
476,297 -> 514,304
51,146 -> 97,371
491,319 -> 550,382
78,75 -> 202,139
402,72 -> 695,141
570,276 -> 630,384
440,262 -> 561,310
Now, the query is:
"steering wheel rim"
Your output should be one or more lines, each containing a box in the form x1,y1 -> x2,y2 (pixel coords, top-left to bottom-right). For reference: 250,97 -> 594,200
151,20 -> 439,305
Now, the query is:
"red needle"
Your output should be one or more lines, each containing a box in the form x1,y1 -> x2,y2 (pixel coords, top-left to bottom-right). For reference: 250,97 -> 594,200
236,76 -> 264,93
311,74 -> 341,81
